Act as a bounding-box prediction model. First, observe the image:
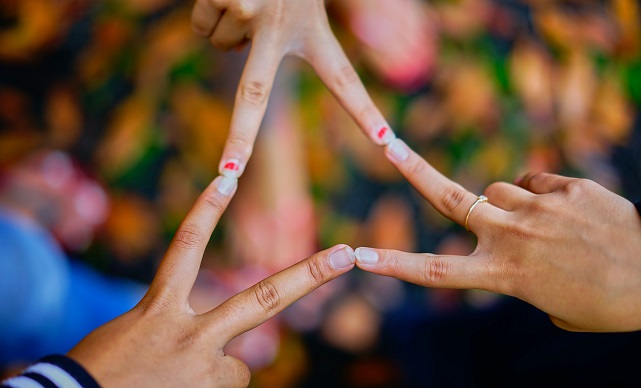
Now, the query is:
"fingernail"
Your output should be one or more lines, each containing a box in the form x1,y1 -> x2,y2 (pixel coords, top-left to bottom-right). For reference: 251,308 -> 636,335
386,138 -> 409,162
216,176 -> 237,196
329,246 -> 356,270
375,126 -> 396,145
355,247 -> 379,265
221,158 -> 242,178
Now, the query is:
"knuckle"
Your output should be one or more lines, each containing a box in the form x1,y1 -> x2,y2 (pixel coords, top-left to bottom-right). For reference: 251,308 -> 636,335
238,81 -> 269,106
306,257 -> 327,285
422,255 -> 448,285
202,190 -> 226,212
253,279 -> 281,314
564,178 -> 592,197
441,186 -> 467,213
385,250 -> 403,276
233,2 -> 256,22
526,172 -> 546,186
173,223 -> 205,249
333,65 -> 360,90
483,181 -> 508,198
227,134 -> 253,155
405,158 -> 426,178
191,20 -> 210,37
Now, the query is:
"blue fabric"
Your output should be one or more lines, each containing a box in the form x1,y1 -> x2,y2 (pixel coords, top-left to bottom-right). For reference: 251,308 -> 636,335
0,209 -> 145,365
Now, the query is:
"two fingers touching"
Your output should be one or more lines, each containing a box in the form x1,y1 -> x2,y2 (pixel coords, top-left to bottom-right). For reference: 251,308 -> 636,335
68,172 -> 356,387
355,138 -> 641,333
191,0 -> 398,180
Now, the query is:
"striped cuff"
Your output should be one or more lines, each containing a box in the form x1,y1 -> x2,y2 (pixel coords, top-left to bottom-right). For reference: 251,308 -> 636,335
1,355 -> 99,388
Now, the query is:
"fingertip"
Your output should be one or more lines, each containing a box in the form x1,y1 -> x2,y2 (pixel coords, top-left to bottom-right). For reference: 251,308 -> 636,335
373,125 -> 397,146
328,244 -> 356,270
385,138 -> 410,163
219,158 -> 245,179
354,247 -> 380,266
213,175 -> 238,196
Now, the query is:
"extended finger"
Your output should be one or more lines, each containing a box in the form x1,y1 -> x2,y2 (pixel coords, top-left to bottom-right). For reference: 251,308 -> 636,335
384,138 -> 506,233
206,245 -> 355,345
354,247 -> 497,291
483,181 -> 534,211
307,31 -> 396,146
515,172 -> 575,194
217,32 -> 283,178
210,12 -> 249,51
145,176 -> 238,306
191,0 -> 224,37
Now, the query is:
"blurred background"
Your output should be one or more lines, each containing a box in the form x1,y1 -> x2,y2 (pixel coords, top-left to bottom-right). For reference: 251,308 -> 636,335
1,0 -> 641,386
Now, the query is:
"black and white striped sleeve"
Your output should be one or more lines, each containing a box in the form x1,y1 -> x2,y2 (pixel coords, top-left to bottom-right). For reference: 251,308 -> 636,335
1,355 -> 100,388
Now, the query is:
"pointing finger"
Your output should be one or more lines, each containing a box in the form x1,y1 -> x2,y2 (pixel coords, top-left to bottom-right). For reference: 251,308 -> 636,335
145,176 -> 237,307
354,247 -> 498,291
191,0 -> 224,37
308,31 -> 396,146
385,138 -> 507,233
217,32 -> 284,179
206,245 -> 355,345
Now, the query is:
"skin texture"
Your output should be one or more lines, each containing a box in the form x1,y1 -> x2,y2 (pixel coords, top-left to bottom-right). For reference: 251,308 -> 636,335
356,139 -> 641,333
67,176 -> 355,387
190,0 -> 394,178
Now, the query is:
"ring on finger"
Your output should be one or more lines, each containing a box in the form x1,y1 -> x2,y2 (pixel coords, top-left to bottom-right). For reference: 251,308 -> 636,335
464,195 -> 488,232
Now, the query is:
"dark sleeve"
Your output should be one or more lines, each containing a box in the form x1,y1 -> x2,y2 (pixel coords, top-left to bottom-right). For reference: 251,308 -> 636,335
1,355 -> 100,388
635,202 -> 641,217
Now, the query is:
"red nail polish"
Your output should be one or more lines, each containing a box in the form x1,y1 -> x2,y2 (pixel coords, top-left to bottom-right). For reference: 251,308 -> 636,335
376,126 -> 395,145
224,162 -> 239,171
221,159 -> 242,178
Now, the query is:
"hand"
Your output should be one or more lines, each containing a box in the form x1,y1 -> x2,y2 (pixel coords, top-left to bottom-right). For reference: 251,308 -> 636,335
355,138 -> 641,332
190,0 -> 397,179
67,175 -> 356,386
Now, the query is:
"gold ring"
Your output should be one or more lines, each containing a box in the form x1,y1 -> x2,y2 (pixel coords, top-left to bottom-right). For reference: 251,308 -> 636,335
464,195 -> 488,232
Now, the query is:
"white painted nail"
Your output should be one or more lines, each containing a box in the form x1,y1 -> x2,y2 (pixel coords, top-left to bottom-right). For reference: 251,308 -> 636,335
220,158 -> 242,178
355,247 -> 379,265
329,246 -> 356,269
216,176 -> 237,196
375,126 -> 396,145
386,138 -> 409,162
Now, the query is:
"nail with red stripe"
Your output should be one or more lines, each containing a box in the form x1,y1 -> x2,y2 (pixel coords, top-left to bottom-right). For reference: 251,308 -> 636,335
375,126 -> 396,145
220,158 -> 243,178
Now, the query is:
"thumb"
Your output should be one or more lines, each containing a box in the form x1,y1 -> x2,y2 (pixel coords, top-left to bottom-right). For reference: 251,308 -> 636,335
355,247 -> 493,290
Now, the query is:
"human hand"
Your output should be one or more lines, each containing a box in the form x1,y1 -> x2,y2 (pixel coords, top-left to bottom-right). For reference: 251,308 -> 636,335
190,0 -> 397,178
67,175 -> 356,386
355,138 -> 641,332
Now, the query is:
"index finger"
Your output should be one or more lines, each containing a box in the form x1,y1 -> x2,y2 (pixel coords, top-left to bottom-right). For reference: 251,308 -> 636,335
307,31 -> 397,146
206,245 -> 355,345
384,139 -> 507,233
217,32 -> 284,179
145,175 -> 238,306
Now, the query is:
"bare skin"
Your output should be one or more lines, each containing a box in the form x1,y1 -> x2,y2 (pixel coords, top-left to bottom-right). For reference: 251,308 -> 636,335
190,0 -> 397,178
67,176 -> 356,386
356,138 -> 641,333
